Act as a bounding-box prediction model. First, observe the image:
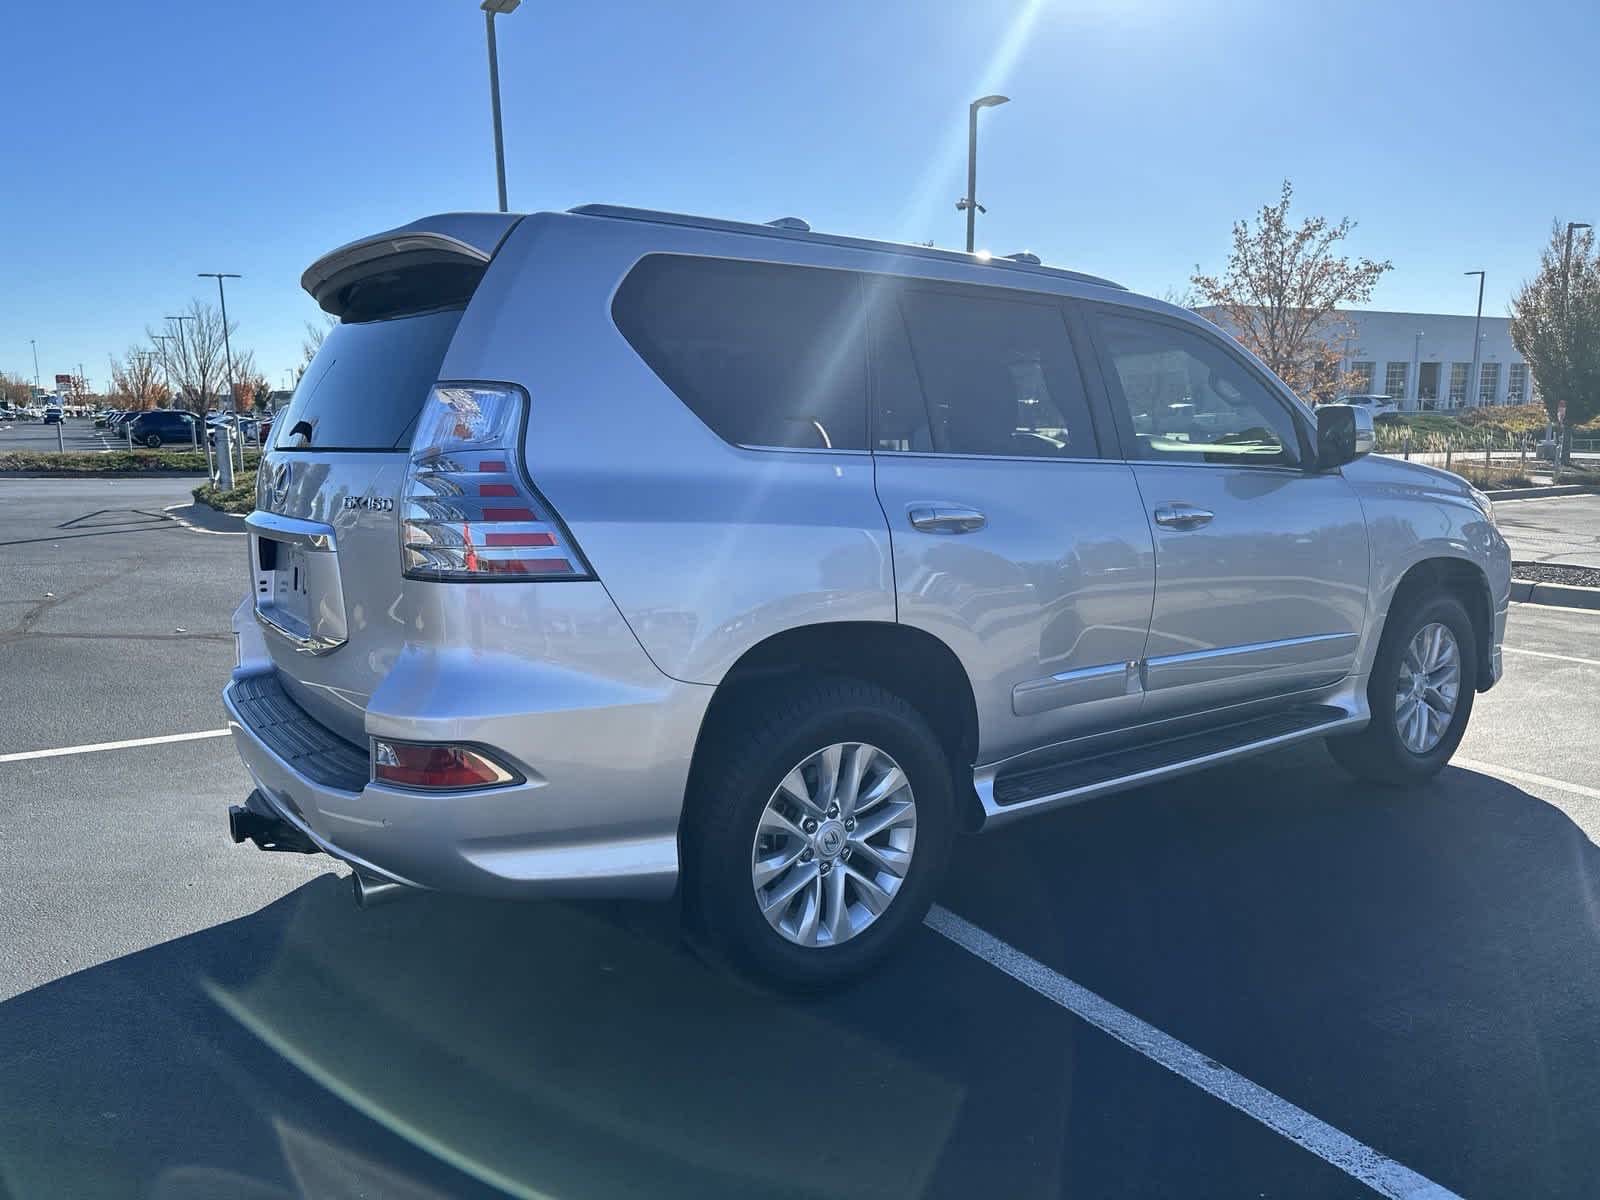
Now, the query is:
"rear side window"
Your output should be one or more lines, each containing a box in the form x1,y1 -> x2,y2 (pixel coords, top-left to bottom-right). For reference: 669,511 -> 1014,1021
273,307 -> 464,452
612,255 -> 868,450
875,283 -> 1097,458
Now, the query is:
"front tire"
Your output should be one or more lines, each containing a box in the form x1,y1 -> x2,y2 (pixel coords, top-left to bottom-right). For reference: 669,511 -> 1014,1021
683,678 -> 954,990
1328,591 -> 1477,786
143,433 -> 162,448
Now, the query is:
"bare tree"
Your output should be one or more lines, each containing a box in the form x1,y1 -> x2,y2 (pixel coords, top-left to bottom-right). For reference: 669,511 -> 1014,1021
296,316 -> 337,381
1191,180 -> 1391,404
1511,220 -> 1600,461
110,347 -> 170,410
0,372 -> 32,405
149,299 -> 234,413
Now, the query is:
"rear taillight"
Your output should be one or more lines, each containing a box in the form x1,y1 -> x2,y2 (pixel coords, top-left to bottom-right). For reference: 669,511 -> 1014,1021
372,739 -> 519,790
401,384 -> 588,581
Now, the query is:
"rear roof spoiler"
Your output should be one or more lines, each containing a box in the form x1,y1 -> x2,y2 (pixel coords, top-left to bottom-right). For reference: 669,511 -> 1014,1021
301,212 -> 524,318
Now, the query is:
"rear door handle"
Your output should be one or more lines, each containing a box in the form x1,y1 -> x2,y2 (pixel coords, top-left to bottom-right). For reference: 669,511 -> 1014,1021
1152,504 -> 1215,530
908,505 -> 987,534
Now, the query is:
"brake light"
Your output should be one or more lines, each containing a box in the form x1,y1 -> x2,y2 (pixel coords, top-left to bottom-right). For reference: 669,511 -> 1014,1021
372,739 -> 518,790
401,384 -> 589,581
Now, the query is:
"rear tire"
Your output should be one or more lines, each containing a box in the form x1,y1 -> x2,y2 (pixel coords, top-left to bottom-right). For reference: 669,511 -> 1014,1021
1327,590 -> 1477,786
683,677 -> 954,991
144,433 -> 162,448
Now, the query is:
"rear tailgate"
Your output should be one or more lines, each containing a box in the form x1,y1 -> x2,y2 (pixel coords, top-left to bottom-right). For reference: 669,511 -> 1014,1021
249,214 -> 521,742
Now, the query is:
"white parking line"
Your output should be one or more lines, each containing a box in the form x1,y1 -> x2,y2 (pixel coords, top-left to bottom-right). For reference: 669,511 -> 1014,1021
1501,645 -> 1600,669
0,728 -> 231,764
1452,757 -> 1600,802
924,905 -> 1463,1200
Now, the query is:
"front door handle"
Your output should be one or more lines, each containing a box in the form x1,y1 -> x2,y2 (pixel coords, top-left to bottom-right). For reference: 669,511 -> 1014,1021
1152,504 -> 1215,531
908,505 -> 987,534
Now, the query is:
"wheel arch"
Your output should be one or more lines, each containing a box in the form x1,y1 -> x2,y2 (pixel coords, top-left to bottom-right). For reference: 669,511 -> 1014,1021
1381,556 -> 1495,691
687,621 -> 983,829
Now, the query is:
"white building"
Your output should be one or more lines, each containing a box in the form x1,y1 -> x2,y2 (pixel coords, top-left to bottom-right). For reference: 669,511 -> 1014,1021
1333,309 -> 1530,411
1201,307 -> 1533,410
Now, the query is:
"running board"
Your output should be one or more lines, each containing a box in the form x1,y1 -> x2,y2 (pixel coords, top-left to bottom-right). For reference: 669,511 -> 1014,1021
976,704 -> 1364,828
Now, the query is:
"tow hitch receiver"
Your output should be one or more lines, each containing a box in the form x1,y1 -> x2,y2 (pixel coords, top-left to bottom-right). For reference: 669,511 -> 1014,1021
228,791 -> 318,854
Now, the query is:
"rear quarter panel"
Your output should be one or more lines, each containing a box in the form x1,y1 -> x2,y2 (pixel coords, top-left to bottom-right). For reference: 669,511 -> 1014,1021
444,213 -> 896,685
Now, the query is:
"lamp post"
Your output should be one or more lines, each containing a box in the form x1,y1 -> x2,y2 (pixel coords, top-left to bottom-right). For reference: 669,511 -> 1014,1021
481,0 -> 520,213
151,334 -> 175,400
957,95 -> 1009,253
1562,221 -> 1591,320
165,314 -> 195,408
1410,331 -> 1423,411
30,338 -> 41,395
1464,270 -> 1485,408
199,273 -> 243,471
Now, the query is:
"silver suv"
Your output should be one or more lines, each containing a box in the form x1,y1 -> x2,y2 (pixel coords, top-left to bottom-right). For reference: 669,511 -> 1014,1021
226,206 -> 1510,987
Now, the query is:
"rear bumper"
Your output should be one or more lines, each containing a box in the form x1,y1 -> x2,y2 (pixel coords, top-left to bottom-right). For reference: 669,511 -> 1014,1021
225,599 -> 714,901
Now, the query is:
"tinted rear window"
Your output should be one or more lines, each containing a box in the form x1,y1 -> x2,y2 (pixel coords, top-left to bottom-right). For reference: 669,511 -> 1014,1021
273,307 -> 463,452
611,255 -> 868,450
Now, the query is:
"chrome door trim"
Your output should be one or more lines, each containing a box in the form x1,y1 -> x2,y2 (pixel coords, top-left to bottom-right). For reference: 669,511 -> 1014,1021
1012,660 -> 1140,717
1145,630 -> 1357,669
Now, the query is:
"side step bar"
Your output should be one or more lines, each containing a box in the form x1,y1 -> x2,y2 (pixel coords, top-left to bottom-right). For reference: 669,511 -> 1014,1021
977,703 -> 1365,827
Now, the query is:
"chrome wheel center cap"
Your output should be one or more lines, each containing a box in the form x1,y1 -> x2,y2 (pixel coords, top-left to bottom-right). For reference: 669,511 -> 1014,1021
815,820 -> 847,859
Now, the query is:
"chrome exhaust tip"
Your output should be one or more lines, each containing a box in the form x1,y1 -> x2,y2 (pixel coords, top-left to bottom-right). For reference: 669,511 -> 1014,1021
351,870 -> 411,909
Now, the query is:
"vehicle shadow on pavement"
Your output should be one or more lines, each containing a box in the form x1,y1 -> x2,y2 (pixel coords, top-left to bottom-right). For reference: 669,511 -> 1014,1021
2,748 -> 1598,1199
937,740 -> 1600,1200
0,878 -> 965,1200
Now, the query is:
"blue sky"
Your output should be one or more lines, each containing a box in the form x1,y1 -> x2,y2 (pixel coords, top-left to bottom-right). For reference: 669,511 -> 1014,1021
4,0 -> 1597,392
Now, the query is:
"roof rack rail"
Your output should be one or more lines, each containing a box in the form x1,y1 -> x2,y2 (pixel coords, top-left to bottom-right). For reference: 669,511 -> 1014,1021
1003,251 -> 1041,265
765,216 -> 811,232
566,204 -> 1124,291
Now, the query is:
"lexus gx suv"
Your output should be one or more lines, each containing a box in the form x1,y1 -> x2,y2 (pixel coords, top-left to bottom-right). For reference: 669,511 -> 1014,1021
225,205 -> 1510,988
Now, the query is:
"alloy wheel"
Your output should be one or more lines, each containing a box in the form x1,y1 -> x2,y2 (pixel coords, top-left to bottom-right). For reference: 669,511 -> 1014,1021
750,741 -> 917,948
1394,622 -> 1461,754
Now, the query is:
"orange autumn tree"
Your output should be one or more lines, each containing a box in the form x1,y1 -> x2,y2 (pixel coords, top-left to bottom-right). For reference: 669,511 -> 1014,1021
1192,180 -> 1391,404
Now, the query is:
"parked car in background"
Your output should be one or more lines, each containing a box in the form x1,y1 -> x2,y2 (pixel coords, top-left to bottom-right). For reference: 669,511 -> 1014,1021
127,409 -> 197,448
225,206 -> 1511,988
1335,394 -> 1401,421
43,406 -> 63,424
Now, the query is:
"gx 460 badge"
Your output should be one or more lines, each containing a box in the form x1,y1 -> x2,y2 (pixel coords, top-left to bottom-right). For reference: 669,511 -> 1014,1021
343,496 -> 395,512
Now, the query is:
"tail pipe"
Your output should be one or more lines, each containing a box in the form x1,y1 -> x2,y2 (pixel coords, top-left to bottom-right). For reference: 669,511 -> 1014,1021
351,871 -> 410,909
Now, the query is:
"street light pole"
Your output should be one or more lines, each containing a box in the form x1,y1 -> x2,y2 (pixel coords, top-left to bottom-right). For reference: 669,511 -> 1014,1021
958,95 -> 1009,253
165,314 -> 196,409
199,273 -> 243,472
1410,331 -> 1423,411
480,0 -> 520,213
151,334 -> 174,401
30,338 -> 41,395
1464,270 -> 1485,409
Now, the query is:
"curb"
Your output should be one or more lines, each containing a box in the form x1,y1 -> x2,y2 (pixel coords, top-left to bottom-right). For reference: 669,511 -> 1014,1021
163,501 -> 248,536
1485,484 -> 1599,501
1510,578 -> 1600,611
0,470 -> 210,479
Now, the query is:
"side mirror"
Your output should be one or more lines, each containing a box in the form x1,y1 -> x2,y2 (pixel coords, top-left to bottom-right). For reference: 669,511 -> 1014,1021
1317,403 -> 1375,470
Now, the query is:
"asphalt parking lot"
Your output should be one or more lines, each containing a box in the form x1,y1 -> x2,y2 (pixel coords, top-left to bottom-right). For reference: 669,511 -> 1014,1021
4,476 -> 1600,1199
0,416 -> 121,453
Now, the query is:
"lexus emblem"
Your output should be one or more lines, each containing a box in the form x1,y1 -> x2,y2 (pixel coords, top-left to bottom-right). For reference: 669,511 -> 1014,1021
271,460 -> 293,506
